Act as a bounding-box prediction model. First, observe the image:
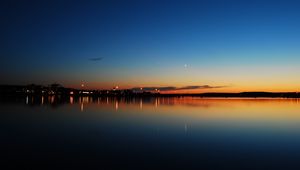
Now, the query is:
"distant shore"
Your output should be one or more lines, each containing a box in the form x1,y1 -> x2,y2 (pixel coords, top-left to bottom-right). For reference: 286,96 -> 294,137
0,84 -> 299,98
158,92 -> 300,98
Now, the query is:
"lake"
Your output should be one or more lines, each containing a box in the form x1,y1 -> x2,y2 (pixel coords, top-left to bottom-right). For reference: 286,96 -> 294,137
1,96 -> 300,169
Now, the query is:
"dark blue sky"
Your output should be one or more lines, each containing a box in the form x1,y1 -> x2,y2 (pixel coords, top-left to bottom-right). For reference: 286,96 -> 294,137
1,0 -> 300,91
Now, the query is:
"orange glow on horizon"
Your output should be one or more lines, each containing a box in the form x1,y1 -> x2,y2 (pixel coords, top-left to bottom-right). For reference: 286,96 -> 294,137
65,81 -> 300,93
66,85 -> 299,93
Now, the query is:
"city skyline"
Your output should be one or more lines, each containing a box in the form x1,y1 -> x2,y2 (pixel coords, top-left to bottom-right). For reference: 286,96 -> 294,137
1,0 -> 300,93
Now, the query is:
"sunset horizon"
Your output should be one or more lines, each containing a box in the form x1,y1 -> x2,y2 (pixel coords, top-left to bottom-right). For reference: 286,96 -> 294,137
2,82 -> 300,94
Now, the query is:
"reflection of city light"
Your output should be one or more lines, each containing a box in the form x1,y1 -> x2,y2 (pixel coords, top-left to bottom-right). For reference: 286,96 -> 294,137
26,96 -> 29,104
41,96 -> 44,105
80,103 -> 84,112
70,96 -> 74,104
50,96 -> 55,104
115,101 -> 119,110
82,97 -> 89,103
140,99 -> 143,109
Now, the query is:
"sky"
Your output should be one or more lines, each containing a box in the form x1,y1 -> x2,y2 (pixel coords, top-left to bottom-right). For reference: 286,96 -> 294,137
1,0 -> 300,92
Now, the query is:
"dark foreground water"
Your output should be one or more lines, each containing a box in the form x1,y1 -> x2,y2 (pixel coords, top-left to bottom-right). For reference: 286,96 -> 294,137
1,96 -> 300,169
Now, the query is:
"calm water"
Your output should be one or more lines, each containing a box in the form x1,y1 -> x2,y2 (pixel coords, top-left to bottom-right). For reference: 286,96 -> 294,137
1,96 -> 300,169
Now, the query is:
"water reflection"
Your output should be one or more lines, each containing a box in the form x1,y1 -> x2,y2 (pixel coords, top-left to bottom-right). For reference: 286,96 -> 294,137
20,95 -> 300,106
2,96 -> 300,169
21,96 -> 180,109
80,102 -> 84,112
18,96 -> 300,107
139,98 -> 143,109
1,95 -> 299,129
115,100 -> 119,110
12,96 -> 300,122
41,96 -> 44,105
69,96 -> 74,104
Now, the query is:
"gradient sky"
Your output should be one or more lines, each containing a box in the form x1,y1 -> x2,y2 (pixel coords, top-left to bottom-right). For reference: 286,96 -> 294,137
1,0 -> 300,92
